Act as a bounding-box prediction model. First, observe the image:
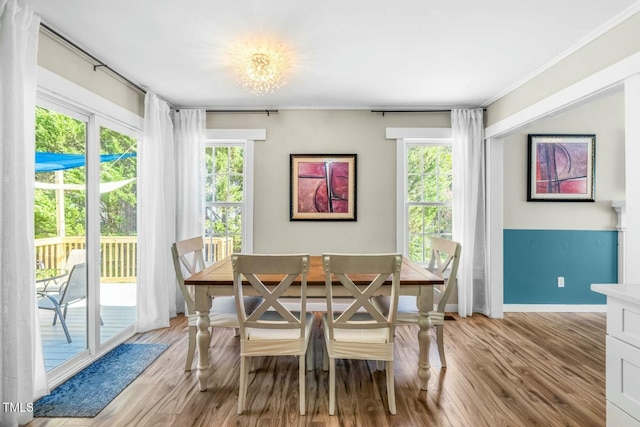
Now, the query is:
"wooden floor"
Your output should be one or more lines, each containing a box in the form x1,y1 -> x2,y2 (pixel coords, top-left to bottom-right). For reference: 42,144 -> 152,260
28,312 -> 606,427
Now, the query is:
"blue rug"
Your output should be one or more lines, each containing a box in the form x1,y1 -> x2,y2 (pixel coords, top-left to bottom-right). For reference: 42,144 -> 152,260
34,343 -> 169,417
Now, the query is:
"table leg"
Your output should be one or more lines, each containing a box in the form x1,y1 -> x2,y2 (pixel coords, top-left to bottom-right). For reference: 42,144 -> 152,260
195,287 -> 212,391
416,285 -> 434,390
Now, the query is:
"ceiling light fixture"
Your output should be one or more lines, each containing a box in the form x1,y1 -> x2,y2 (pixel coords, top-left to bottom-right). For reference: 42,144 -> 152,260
230,39 -> 291,95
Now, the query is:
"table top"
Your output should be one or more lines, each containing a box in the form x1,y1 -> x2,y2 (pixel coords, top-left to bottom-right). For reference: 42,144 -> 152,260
185,255 -> 444,288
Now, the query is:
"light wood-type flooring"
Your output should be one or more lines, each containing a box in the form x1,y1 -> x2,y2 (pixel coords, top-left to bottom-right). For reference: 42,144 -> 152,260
28,312 -> 606,427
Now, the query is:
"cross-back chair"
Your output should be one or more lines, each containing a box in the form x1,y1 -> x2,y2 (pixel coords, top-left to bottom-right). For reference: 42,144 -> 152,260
232,253 -> 312,416
171,236 -> 262,371
322,253 -> 402,415
374,237 -> 461,368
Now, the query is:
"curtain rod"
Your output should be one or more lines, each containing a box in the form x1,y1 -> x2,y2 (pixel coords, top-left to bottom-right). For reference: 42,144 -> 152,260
40,23 -> 147,95
371,108 -> 486,116
206,110 -> 278,116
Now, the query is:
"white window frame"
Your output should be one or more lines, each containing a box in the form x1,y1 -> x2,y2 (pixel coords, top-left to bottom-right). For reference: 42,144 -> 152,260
204,129 -> 265,254
388,128 -> 452,265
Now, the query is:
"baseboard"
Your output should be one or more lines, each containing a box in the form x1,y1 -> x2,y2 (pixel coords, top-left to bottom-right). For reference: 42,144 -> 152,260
503,304 -> 606,313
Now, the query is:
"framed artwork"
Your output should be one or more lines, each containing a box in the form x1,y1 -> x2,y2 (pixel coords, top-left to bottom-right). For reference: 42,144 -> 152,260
527,134 -> 596,202
290,154 -> 357,221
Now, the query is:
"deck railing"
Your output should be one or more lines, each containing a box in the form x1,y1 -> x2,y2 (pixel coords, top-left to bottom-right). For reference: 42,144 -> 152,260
35,236 -> 233,282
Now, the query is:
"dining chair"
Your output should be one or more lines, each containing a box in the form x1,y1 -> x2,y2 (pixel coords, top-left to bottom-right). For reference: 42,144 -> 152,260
40,248 -> 86,294
37,263 -> 103,343
322,253 -> 402,415
171,236 -> 262,371
232,253 -> 312,416
373,237 -> 461,368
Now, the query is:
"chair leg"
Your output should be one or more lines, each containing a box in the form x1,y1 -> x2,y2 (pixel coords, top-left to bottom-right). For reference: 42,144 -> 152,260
322,343 -> 329,372
299,355 -> 306,415
329,357 -> 336,415
305,336 -> 313,372
185,326 -> 196,371
55,307 -> 71,343
386,360 -> 396,414
237,356 -> 249,415
376,360 -> 385,371
436,324 -> 447,368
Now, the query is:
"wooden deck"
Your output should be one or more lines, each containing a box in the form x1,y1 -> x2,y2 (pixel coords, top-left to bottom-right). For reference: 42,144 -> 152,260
39,283 -> 137,372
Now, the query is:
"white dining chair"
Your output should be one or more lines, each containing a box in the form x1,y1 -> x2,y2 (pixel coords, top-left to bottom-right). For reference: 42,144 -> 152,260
232,253 -> 312,416
322,253 -> 402,415
171,237 -> 262,371
373,237 -> 461,368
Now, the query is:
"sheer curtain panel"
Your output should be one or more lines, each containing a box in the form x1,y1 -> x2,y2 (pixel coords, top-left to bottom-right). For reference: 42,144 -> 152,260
136,92 -> 177,332
174,109 -> 205,241
0,1 -> 47,425
451,108 -> 489,317
173,109 -> 205,313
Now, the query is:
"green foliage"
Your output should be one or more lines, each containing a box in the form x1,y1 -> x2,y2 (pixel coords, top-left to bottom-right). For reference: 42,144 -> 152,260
100,127 -> 137,235
205,145 -> 244,252
34,107 -> 137,238
406,145 -> 453,263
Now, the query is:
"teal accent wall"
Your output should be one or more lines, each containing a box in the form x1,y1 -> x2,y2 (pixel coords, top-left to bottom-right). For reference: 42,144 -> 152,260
504,230 -> 616,304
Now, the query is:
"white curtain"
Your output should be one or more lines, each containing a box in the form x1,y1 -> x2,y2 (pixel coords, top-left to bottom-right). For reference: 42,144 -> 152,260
174,109 -> 205,241
452,108 -> 489,317
136,92 -> 177,332
173,109 -> 205,313
0,1 -> 47,425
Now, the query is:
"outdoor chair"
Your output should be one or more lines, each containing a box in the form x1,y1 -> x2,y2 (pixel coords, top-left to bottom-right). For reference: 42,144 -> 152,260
38,263 -> 102,343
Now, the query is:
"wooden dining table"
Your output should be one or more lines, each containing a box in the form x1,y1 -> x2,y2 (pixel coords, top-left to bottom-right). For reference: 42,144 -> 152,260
185,255 -> 444,392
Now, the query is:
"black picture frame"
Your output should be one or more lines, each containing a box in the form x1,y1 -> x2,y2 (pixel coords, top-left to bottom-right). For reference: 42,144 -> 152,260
527,134 -> 596,202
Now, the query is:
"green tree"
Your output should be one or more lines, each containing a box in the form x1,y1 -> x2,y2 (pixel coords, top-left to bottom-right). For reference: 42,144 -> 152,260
35,107 -> 137,238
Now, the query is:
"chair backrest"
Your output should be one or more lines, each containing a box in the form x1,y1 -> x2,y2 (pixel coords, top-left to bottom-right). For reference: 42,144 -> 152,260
171,236 -> 207,315
428,237 -> 461,312
64,249 -> 86,271
59,263 -> 87,305
322,254 -> 402,341
232,254 -> 310,340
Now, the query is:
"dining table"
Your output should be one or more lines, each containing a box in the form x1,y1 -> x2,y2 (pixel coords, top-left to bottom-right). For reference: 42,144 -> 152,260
185,255 -> 444,392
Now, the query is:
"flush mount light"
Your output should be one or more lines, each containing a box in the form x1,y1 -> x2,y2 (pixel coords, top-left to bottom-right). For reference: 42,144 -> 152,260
229,38 -> 291,95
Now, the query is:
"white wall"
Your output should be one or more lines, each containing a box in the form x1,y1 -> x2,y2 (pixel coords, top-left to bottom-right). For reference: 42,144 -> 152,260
207,110 -> 450,254
487,12 -> 640,126
503,89 -> 625,230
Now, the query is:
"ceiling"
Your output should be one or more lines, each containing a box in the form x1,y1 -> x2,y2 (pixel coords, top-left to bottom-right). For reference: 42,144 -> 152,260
24,0 -> 640,109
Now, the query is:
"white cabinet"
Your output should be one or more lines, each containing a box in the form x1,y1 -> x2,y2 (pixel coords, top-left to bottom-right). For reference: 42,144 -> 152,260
592,284 -> 640,427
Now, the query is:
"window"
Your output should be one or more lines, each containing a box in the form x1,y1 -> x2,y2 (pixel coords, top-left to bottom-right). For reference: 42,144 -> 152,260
204,141 -> 252,259
395,133 -> 453,265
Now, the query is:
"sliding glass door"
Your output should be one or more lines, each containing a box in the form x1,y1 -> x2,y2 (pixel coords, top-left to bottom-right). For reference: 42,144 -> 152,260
35,97 -> 140,384
99,125 -> 137,344
35,105 -> 89,371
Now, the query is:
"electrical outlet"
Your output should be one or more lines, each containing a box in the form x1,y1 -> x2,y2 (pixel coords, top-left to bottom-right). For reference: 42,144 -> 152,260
557,277 -> 565,288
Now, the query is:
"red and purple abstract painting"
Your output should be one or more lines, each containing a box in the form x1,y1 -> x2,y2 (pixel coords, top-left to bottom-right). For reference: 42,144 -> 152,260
290,154 -> 356,220
528,135 -> 595,202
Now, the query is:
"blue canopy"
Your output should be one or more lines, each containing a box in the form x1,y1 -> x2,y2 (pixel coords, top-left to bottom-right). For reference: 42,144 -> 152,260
35,152 -> 136,173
